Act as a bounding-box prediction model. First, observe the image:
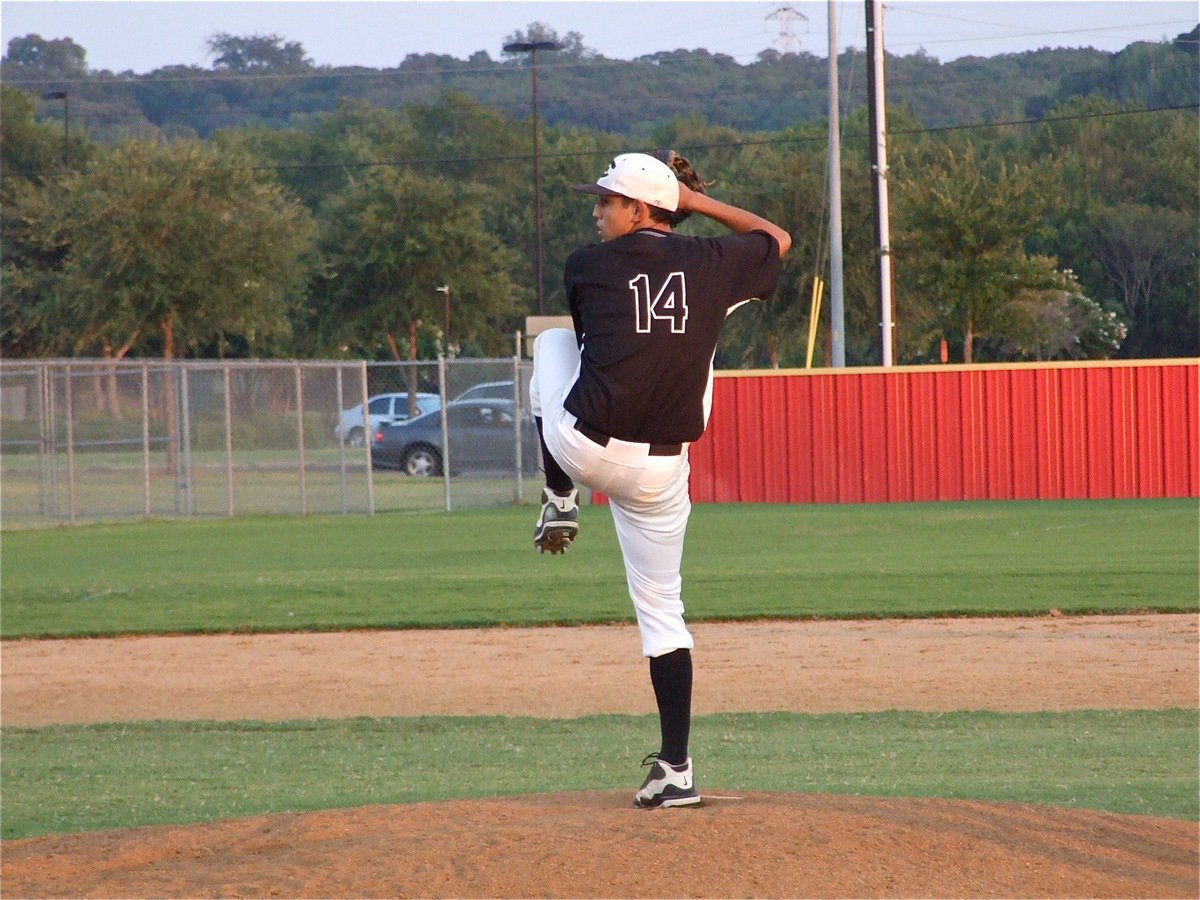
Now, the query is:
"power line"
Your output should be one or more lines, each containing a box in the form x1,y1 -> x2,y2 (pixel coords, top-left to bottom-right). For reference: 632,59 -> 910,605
889,101 -> 1197,136
879,4 -> 1196,53
145,102 -> 1200,174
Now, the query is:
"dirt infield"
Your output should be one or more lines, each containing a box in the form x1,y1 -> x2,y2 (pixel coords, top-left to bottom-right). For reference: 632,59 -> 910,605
3,614 -> 1198,898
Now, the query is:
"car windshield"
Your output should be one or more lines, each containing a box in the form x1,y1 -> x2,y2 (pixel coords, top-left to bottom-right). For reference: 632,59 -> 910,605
455,382 -> 513,401
405,408 -> 442,425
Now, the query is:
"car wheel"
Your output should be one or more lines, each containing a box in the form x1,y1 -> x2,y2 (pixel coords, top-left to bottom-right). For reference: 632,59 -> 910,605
403,444 -> 442,477
346,427 -> 364,448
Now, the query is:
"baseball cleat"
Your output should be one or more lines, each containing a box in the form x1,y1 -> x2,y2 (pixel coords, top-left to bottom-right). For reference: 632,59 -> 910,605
533,487 -> 579,554
633,753 -> 701,809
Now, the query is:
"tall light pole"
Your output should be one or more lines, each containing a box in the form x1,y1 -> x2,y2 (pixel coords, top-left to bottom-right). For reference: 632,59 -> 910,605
827,1 -> 846,367
866,0 -> 895,366
503,39 -> 559,315
42,90 -> 69,166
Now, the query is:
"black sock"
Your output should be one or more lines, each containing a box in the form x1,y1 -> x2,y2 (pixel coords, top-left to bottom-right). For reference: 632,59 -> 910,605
649,648 -> 692,767
535,416 -> 574,494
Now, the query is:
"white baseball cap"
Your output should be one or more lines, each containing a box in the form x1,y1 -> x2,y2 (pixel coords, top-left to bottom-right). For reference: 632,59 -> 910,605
572,153 -> 680,212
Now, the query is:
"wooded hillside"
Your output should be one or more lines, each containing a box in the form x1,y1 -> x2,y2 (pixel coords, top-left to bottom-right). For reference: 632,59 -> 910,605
2,26 -> 1196,365
3,27 -> 1197,139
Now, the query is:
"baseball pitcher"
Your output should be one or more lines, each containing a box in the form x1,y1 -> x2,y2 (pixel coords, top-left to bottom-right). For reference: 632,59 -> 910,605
529,151 -> 791,808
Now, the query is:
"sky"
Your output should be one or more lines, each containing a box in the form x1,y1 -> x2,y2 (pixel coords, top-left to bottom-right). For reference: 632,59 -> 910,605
2,0 -> 1196,73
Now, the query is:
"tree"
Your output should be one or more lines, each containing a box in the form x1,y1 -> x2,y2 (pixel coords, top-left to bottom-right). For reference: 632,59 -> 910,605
988,262 -> 1126,361
0,86 -> 97,357
213,100 -> 414,211
44,139 -> 315,466
3,34 -> 87,78
1086,203 -> 1196,357
207,33 -> 312,72
47,139 -> 315,362
1021,99 -> 1197,357
315,167 -> 526,363
0,85 -> 77,176
997,290 -> 1127,361
893,141 -> 1056,362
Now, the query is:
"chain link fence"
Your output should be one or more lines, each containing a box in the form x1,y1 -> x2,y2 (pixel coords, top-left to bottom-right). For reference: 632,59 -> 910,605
0,357 -> 537,527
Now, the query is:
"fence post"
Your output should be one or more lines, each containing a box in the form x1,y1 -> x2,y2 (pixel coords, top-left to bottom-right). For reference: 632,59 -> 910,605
335,366 -> 348,514
512,352 -> 524,504
438,354 -> 451,512
64,364 -> 77,525
141,363 -> 151,517
360,361 -> 374,515
45,364 -> 59,516
37,364 -> 49,515
295,363 -> 307,515
180,366 -> 193,516
223,365 -> 235,517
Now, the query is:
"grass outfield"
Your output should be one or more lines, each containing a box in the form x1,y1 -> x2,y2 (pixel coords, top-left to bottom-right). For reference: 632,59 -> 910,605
2,710 -> 1196,838
2,498 -> 1196,840
2,498 -> 1196,638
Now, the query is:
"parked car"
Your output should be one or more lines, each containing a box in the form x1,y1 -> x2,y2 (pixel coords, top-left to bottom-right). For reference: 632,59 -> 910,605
452,380 -> 516,403
372,398 -> 538,476
335,392 -> 440,447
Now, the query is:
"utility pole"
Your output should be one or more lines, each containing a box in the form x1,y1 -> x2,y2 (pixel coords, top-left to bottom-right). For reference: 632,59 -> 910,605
866,0 -> 895,366
827,1 -> 846,367
503,40 -> 560,315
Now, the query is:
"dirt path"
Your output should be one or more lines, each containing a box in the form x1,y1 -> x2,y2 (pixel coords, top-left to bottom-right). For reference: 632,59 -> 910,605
3,614 -> 1196,725
3,614 -> 1197,898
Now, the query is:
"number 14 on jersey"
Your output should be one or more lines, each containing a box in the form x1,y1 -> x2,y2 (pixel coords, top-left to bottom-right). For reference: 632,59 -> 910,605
630,272 -> 689,334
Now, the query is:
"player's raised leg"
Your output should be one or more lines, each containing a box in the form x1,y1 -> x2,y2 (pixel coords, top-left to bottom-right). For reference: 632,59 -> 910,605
530,329 -> 583,553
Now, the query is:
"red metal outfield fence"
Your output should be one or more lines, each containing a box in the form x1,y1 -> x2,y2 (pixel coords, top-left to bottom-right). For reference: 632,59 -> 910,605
685,359 -> 1198,504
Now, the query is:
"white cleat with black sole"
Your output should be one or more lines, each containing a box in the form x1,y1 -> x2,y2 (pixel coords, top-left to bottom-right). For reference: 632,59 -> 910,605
533,487 -> 579,554
633,753 -> 701,809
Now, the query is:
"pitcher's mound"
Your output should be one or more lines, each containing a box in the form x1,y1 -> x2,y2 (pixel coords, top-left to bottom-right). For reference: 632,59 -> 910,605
5,791 -> 1196,898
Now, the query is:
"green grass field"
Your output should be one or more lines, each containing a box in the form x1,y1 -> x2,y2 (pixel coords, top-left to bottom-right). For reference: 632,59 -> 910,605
1,498 -> 1197,838
3,710 -> 1195,839
2,498 -> 1195,638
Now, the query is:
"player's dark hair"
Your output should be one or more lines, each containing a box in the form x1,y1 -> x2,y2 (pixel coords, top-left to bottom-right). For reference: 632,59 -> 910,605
649,205 -> 691,228
616,194 -> 691,229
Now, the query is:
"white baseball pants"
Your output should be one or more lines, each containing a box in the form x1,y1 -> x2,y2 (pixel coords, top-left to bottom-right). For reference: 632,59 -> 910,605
530,328 -> 695,659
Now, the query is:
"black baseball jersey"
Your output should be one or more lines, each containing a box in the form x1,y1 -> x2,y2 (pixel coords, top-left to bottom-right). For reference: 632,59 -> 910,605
563,227 -> 781,444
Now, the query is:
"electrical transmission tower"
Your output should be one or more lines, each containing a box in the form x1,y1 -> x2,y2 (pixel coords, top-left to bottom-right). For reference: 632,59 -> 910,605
766,5 -> 808,54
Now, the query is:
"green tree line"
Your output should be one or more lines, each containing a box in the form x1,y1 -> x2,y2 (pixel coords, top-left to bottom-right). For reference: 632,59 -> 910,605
2,25 -> 1196,365
4,27 -> 1196,140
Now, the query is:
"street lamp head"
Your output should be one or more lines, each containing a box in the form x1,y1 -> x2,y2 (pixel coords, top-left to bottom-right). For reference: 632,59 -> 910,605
43,90 -> 68,100
503,40 -> 561,53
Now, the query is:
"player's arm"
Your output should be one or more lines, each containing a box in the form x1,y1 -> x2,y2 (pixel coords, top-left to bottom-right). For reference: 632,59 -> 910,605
676,183 -> 792,258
